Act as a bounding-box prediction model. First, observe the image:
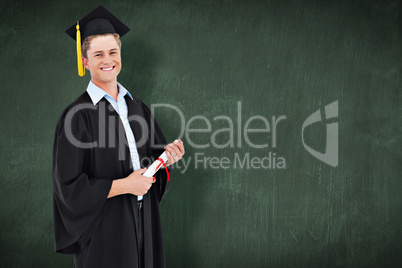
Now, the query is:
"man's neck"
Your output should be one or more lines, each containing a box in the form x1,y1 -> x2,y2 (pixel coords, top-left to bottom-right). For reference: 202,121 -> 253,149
91,79 -> 119,101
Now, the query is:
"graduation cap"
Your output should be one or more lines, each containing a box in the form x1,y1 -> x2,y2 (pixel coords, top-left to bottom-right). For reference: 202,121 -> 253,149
65,5 -> 130,76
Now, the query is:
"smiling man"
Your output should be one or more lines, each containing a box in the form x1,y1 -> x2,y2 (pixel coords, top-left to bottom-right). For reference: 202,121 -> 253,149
81,34 -> 122,95
52,5 -> 184,268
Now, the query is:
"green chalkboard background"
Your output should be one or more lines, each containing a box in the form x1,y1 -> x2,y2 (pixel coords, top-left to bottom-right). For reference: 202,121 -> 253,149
0,0 -> 400,267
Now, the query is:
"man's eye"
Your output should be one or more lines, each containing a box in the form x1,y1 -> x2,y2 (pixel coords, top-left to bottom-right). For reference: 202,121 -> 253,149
110,52 -> 116,55
95,54 -> 102,57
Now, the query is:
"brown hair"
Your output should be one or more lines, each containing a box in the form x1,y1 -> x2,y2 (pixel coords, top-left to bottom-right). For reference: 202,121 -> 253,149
81,33 -> 121,59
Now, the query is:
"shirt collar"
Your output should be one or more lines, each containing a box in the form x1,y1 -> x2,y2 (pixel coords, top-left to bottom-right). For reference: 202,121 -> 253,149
86,81 -> 133,105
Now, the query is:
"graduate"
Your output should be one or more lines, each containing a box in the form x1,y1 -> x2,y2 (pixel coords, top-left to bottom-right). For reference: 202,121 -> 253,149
52,5 -> 185,268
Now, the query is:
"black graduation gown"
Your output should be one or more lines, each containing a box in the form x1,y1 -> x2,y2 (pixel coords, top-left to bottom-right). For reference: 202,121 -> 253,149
52,91 -> 170,268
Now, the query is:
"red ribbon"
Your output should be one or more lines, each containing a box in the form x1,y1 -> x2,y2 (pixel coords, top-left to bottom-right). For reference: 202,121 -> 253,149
155,158 -> 170,181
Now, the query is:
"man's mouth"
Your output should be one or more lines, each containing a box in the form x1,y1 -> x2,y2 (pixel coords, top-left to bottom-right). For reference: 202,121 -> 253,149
100,66 -> 115,71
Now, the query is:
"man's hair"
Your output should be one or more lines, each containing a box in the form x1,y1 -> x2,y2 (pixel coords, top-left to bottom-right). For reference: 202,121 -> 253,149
81,33 -> 121,59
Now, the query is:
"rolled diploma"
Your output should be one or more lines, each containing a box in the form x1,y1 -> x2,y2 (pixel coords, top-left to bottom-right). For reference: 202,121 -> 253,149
137,151 -> 168,200
142,151 -> 168,177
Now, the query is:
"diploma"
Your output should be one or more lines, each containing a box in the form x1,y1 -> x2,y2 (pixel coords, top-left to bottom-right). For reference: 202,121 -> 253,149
138,151 -> 169,200
138,141 -> 175,200
142,151 -> 169,178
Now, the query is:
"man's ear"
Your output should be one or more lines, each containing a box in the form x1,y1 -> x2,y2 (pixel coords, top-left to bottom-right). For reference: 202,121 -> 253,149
82,57 -> 89,70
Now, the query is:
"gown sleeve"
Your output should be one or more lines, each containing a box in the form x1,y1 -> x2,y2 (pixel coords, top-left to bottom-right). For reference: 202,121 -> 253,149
52,109 -> 113,254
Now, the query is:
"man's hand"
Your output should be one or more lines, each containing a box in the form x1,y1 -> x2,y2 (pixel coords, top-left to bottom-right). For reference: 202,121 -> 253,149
107,168 -> 156,198
164,139 -> 185,167
124,168 -> 156,196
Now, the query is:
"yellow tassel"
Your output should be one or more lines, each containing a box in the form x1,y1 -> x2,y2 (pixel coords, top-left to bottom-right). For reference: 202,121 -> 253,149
76,22 -> 85,77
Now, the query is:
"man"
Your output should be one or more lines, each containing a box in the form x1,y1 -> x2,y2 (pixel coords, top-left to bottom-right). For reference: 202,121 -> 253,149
52,5 -> 184,268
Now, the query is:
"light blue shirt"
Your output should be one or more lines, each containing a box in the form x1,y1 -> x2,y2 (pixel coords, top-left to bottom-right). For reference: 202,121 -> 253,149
86,81 -> 143,200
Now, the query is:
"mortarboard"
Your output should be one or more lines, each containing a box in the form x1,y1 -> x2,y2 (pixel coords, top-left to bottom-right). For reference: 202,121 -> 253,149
65,5 -> 130,76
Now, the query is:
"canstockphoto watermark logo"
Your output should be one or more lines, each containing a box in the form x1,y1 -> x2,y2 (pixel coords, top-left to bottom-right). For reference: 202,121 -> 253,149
301,101 -> 338,167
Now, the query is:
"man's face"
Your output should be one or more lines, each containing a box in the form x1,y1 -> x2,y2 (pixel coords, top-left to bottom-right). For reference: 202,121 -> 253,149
83,35 -> 121,86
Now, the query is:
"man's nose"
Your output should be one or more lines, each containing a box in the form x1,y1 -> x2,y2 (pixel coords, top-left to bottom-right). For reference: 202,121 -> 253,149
103,54 -> 113,63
